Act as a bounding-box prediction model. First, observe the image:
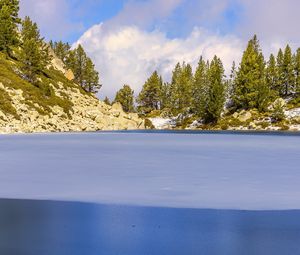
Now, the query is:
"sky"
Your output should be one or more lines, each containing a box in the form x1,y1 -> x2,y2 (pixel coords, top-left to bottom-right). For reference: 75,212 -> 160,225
20,0 -> 300,99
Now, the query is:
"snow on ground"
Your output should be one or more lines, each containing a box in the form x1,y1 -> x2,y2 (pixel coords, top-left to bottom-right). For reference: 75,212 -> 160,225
0,132 -> 300,210
285,107 -> 300,118
149,118 -> 176,129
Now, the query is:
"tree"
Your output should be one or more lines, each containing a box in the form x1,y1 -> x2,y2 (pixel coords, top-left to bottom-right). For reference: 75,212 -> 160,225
0,0 -> 20,54
203,56 -> 225,123
192,56 -> 209,116
103,96 -> 111,105
169,62 -> 193,113
137,71 -> 162,113
66,44 -> 101,94
280,45 -> 295,97
294,48 -> 300,95
114,85 -> 135,113
82,57 -> 101,93
160,82 -> 171,110
266,54 -> 277,91
19,16 -> 50,84
50,40 -> 71,63
233,35 -> 269,112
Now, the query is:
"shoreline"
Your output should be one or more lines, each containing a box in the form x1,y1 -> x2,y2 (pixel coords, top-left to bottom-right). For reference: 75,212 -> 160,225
1,128 -> 300,136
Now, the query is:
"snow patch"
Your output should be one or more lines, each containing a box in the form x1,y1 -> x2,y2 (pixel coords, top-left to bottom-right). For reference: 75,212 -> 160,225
285,108 -> 300,119
149,118 -> 176,129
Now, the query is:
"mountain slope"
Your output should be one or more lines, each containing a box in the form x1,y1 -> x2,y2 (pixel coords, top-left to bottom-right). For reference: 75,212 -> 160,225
0,53 -> 144,134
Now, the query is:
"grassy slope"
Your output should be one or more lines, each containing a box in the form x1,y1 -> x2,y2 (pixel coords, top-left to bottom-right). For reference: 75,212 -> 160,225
0,52 -> 90,119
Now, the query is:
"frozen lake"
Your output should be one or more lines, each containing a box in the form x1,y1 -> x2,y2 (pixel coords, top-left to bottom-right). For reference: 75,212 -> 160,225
0,131 -> 300,210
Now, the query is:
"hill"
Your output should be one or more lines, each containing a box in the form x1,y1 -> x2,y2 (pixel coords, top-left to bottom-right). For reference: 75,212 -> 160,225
0,52 -> 144,134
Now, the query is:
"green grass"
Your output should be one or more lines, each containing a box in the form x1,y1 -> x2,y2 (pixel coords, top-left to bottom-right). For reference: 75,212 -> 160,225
0,88 -> 19,119
0,53 -> 90,118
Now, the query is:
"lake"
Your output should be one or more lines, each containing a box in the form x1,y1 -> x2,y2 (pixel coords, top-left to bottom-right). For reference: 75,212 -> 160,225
0,131 -> 300,254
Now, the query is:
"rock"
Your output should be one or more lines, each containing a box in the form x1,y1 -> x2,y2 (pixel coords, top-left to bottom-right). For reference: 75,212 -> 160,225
111,102 -> 123,112
269,98 -> 286,111
237,110 -> 252,122
65,69 -> 75,81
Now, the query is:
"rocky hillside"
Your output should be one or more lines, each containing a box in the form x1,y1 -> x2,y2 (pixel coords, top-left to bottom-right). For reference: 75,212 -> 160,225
0,52 -> 144,134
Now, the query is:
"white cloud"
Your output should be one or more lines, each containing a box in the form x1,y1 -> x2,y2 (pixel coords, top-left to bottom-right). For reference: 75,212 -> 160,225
237,0 -> 300,50
19,0 -> 83,40
76,24 -> 243,99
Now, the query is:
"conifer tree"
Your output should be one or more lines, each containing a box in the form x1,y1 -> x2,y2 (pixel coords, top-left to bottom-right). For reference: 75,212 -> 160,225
160,82 -> 171,110
192,56 -> 208,116
0,0 -> 20,54
83,57 -> 101,93
19,16 -> 50,84
137,71 -> 162,113
103,96 -> 111,105
114,85 -> 135,113
280,45 -> 295,97
203,56 -> 225,123
276,48 -> 284,95
266,54 -> 278,92
73,44 -> 87,86
50,40 -> 71,63
233,35 -> 269,111
294,48 -> 300,95
66,44 -> 101,94
169,62 -> 193,112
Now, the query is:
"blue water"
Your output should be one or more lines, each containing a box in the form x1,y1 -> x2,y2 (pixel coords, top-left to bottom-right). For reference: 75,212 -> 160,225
0,131 -> 300,254
1,199 -> 300,255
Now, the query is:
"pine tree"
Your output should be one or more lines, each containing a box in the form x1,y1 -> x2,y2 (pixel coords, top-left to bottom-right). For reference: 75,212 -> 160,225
137,71 -> 162,113
0,0 -> 20,54
19,16 -> 50,84
203,56 -> 225,123
83,57 -> 101,93
103,96 -> 111,105
192,56 -> 208,116
73,44 -> 87,87
66,44 -> 101,93
233,35 -> 269,111
169,63 -> 182,112
114,85 -> 135,113
50,40 -> 71,63
280,45 -> 295,97
169,62 -> 193,113
266,54 -> 277,91
294,48 -> 300,95
160,82 -> 171,110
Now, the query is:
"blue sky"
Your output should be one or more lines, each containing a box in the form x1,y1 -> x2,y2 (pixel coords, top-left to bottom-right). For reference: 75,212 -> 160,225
20,0 -> 300,98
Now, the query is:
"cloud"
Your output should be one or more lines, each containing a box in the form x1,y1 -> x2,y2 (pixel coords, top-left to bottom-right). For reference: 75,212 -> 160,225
236,0 -> 300,51
76,24 -> 243,99
103,0 -> 183,30
19,0 -> 84,41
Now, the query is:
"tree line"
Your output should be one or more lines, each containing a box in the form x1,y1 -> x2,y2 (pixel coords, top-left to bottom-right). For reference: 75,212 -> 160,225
0,0 -> 100,93
112,35 -> 300,123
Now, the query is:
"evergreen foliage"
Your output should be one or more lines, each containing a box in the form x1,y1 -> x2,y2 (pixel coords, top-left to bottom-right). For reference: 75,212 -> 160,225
233,35 -> 269,112
19,16 -> 51,84
64,44 -> 101,94
50,40 -> 71,63
169,62 -> 193,113
137,71 -> 162,113
192,57 -> 209,116
294,48 -> 300,94
203,56 -> 225,123
280,45 -> 295,97
114,85 -> 135,113
0,0 -> 20,54
103,96 -> 111,105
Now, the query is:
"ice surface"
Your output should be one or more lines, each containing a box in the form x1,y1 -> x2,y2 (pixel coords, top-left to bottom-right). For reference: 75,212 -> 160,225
0,131 -> 300,210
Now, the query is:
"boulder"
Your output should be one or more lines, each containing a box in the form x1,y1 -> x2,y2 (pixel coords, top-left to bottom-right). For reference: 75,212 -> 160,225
236,110 -> 252,122
65,69 -> 75,81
